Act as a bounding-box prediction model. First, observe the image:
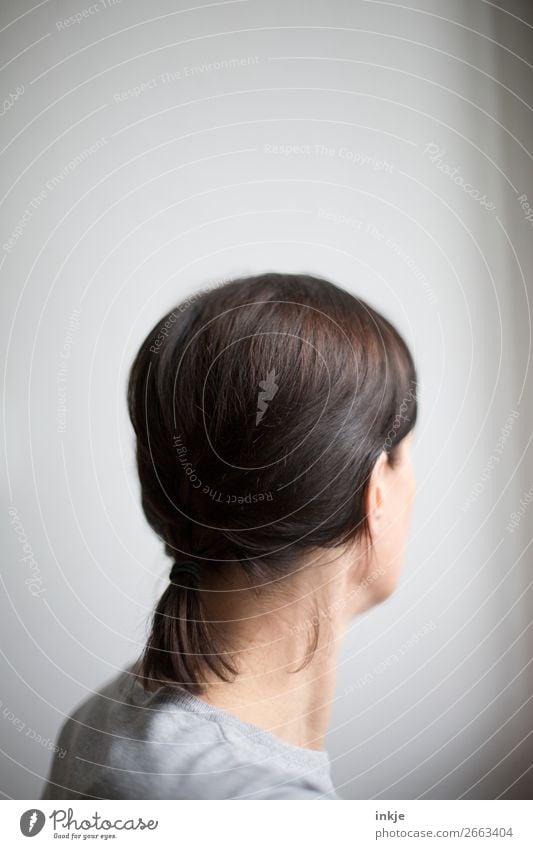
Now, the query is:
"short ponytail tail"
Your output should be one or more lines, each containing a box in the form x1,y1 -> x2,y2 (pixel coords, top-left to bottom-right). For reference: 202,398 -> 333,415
137,577 -> 236,693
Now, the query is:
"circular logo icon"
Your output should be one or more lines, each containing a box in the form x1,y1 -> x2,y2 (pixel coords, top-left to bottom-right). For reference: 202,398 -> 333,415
20,809 -> 45,837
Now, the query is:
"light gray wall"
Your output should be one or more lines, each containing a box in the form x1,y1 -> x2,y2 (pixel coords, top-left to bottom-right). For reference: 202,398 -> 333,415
1,0 -> 532,799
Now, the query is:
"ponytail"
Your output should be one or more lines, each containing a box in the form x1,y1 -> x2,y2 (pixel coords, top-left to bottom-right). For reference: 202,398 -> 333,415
137,563 -> 236,693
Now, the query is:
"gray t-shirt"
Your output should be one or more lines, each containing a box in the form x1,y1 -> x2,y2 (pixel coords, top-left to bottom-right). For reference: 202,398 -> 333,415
41,668 -> 338,800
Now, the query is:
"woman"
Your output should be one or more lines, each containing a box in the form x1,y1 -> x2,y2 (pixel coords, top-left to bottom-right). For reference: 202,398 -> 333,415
42,272 -> 417,800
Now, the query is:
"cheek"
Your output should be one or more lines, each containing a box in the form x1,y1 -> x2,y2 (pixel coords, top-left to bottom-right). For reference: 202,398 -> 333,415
371,562 -> 402,604
395,452 -> 416,512
394,467 -> 416,547
372,467 -> 416,600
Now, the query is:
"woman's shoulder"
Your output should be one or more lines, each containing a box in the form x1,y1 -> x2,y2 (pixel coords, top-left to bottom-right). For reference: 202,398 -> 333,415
43,666 -> 338,800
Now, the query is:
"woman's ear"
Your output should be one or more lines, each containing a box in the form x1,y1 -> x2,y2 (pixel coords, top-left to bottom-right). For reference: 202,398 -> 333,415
365,451 -> 388,536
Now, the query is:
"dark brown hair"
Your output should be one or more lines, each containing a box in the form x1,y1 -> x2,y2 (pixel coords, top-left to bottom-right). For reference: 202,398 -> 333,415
128,272 -> 417,692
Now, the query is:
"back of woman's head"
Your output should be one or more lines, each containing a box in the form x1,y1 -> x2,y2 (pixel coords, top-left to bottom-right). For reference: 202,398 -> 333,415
128,272 -> 417,691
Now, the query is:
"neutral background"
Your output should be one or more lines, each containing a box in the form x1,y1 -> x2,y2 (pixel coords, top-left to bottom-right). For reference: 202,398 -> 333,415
1,0 -> 532,799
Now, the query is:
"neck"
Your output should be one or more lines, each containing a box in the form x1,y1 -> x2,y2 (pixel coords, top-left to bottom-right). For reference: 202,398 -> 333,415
201,628 -> 342,750
198,555 -> 355,750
